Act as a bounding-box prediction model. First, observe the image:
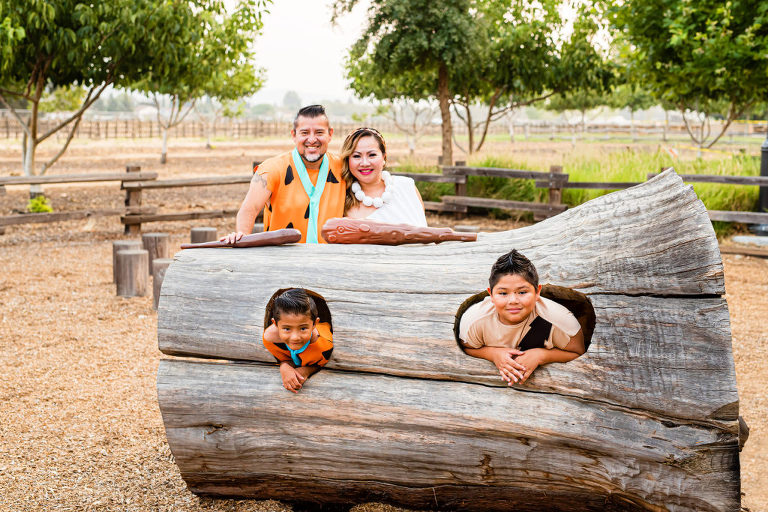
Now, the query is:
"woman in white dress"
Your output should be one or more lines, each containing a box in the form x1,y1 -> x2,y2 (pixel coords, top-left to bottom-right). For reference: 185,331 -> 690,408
340,127 -> 428,227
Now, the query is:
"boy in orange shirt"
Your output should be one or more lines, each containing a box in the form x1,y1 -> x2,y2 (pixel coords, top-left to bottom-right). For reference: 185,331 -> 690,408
459,249 -> 585,385
262,288 -> 334,393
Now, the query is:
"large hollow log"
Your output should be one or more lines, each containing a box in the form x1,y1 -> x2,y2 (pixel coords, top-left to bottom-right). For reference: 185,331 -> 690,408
156,170 -> 740,511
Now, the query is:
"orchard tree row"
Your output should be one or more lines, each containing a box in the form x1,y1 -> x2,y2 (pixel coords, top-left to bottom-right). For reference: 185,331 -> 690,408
2,0 -> 768,182
0,0 -> 268,186
334,0 -> 768,161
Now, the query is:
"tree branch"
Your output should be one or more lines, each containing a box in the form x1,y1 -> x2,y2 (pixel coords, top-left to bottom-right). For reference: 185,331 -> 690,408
0,92 -> 33,138
36,81 -> 111,144
154,95 -> 171,130
681,110 -> 702,146
40,113 -> 86,175
704,101 -> 754,149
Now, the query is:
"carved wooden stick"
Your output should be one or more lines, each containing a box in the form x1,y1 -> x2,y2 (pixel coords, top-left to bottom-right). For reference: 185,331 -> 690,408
180,229 -> 302,249
321,218 -> 477,245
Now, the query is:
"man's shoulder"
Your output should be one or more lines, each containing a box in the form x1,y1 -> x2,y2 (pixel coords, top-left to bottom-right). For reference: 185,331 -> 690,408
327,152 -> 342,170
256,151 -> 293,175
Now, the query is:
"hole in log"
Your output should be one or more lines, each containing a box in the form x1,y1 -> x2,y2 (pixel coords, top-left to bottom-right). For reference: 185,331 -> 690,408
263,288 -> 333,334
453,284 -> 596,352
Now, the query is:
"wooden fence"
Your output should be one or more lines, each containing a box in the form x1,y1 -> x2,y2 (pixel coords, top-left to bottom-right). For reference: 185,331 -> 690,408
2,115 -> 765,141
1,165 -> 767,234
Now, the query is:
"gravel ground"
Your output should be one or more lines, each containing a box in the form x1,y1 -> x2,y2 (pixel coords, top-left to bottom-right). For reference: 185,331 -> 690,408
0,139 -> 765,511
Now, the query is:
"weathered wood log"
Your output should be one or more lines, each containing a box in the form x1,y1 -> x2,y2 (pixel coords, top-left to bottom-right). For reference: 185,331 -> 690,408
115,249 -> 148,297
112,240 -> 143,283
141,232 -> 170,276
156,169 -> 741,511
152,258 -> 173,310
190,227 -> 217,244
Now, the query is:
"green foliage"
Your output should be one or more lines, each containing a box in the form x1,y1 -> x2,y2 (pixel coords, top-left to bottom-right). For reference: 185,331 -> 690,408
414,149 -> 759,236
608,0 -> 768,147
39,84 -> 86,113
93,92 -> 136,112
337,0 -> 614,155
546,89 -> 607,116
0,0 -> 269,175
609,83 -> 656,113
27,195 -> 53,213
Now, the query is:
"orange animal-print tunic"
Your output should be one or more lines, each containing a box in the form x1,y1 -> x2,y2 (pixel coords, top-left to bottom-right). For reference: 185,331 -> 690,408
255,152 -> 345,243
262,321 -> 334,367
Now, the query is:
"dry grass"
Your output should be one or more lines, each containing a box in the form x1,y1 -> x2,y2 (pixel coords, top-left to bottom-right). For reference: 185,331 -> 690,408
0,138 -> 765,511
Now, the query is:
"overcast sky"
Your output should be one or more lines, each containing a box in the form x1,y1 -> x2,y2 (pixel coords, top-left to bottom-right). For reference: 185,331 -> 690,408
249,0 -> 370,105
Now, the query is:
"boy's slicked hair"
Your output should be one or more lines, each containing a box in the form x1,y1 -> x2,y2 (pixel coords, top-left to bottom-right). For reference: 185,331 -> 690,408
272,288 -> 318,322
293,104 -> 328,130
489,249 -> 539,290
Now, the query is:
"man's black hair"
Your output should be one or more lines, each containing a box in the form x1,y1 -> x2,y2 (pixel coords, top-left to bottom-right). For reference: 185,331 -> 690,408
489,249 -> 539,290
272,288 -> 318,322
293,105 -> 328,130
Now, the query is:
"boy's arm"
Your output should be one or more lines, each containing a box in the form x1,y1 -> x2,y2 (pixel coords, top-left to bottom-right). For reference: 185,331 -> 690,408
463,345 -> 527,384
279,361 -> 305,393
515,329 -> 586,383
295,365 -> 321,381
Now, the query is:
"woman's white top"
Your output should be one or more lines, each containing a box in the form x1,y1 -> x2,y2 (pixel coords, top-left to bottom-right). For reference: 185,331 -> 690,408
365,175 -> 427,227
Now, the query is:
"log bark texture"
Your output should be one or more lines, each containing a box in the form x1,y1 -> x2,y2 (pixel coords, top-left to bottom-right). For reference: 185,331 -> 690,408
156,170 -> 740,511
152,258 -> 173,310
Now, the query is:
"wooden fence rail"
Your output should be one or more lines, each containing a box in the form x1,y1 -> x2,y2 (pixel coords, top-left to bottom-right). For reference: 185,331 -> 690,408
1,164 -> 766,232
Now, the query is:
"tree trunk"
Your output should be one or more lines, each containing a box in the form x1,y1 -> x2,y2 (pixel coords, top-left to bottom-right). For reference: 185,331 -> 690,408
161,127 -> 169,164
630,110 -> 637,142
663,110 -> 669,142
156,170 -> 741,512
437,63 -> 453,165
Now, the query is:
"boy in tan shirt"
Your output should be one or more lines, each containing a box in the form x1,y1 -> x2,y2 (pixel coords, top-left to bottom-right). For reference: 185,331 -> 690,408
459,249 -> 585,385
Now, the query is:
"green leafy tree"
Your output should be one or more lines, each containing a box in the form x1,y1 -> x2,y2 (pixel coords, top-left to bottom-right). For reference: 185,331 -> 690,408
380,100 -> 438,156
609,84 -> 656,141
334,0 -> 477,165
38,84 -> 87,113
608,0 -> 768,150
0,2 -> 223,192
545,89 -> 608,132
130,1 -> 267,163
336,1 -> 613,159
451,4 -> 613,154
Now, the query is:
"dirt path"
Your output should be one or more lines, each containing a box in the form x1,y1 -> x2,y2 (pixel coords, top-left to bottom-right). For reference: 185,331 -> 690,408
0,139 -> 765,511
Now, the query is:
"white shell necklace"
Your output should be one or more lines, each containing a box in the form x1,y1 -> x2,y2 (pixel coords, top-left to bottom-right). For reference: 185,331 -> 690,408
351,170 -> 394,208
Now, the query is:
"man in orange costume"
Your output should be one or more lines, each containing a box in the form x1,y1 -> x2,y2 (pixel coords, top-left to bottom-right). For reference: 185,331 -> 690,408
224,105 -> 346,244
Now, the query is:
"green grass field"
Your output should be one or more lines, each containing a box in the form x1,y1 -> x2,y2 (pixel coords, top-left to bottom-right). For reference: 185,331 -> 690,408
403,146 -> 762,236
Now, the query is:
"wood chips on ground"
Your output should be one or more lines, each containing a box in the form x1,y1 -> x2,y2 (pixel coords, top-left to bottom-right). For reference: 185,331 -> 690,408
0,139 -> 765,511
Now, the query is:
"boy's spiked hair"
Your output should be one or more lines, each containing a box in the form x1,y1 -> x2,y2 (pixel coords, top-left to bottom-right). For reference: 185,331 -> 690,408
489,249 -> 539,290
272,288 -> 318,322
